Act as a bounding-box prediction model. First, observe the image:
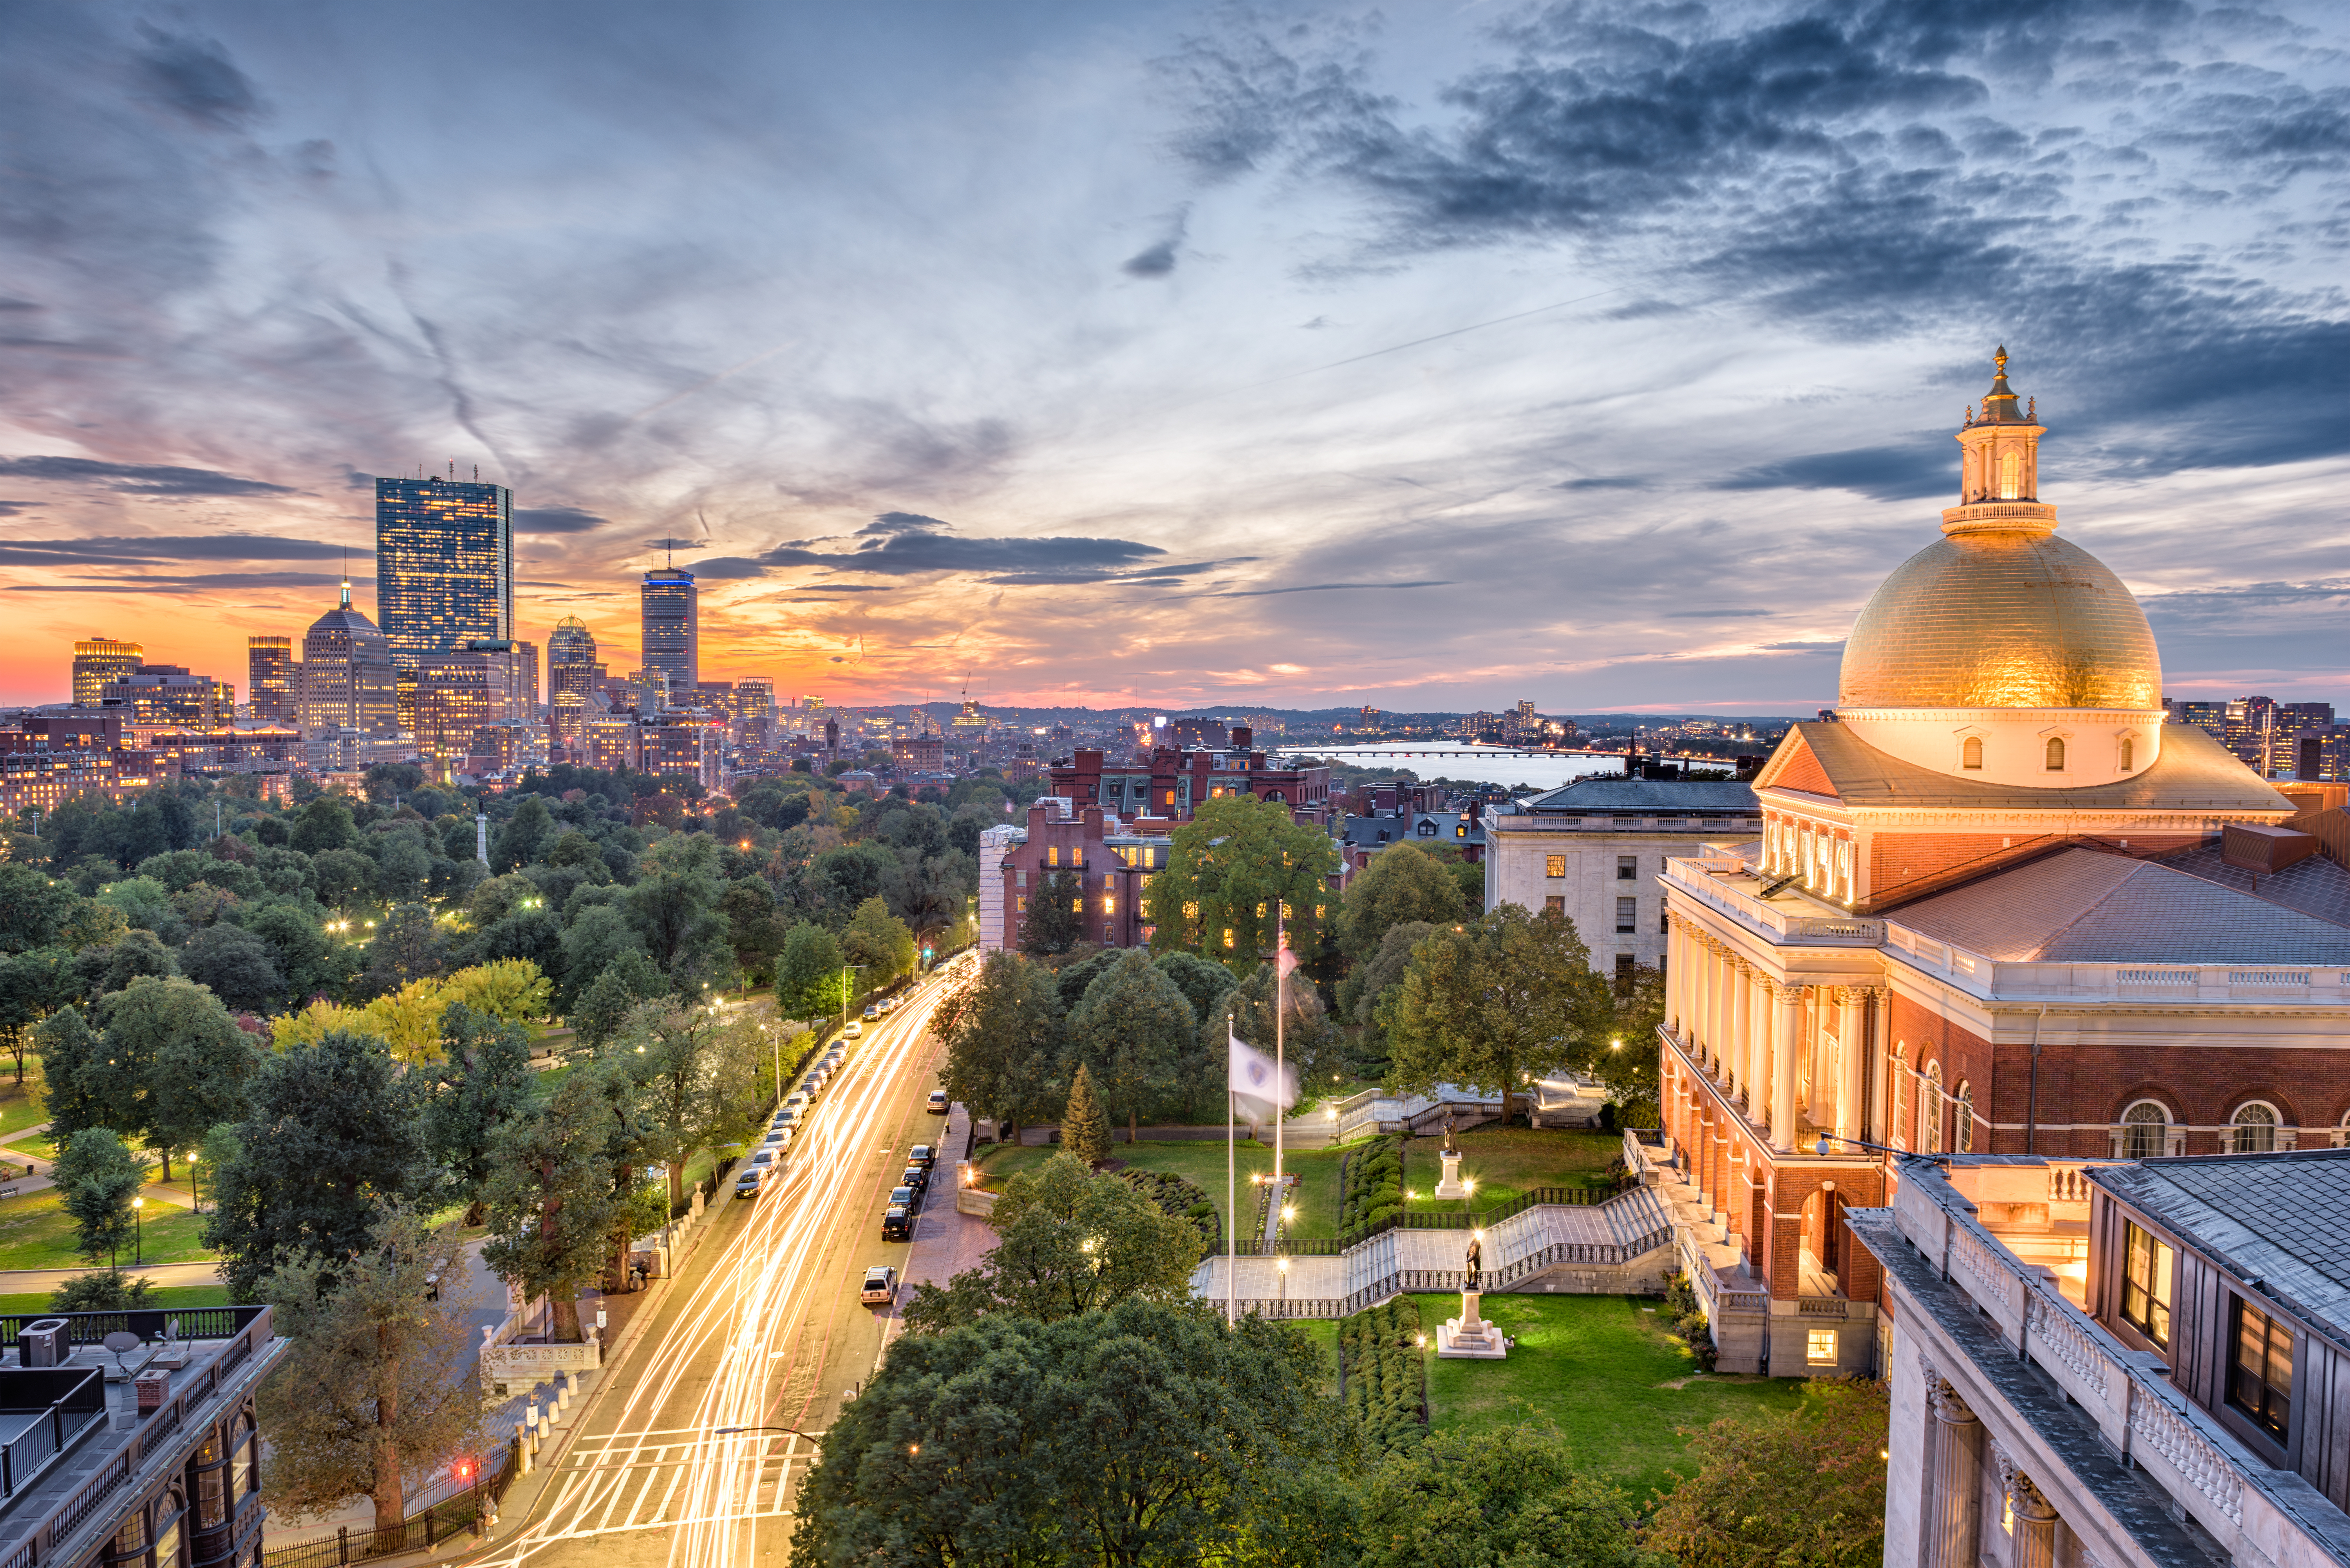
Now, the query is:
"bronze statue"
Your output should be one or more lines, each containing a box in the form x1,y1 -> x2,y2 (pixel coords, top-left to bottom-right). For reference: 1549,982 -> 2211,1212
1464,1231 -> 1483,1291
1442,1111 -> 1457,1154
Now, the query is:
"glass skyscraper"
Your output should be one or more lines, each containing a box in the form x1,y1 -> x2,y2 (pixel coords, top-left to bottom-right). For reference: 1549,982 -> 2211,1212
640,567 -> 698,690
247,636 -> 296,724
375,476 -> 514,669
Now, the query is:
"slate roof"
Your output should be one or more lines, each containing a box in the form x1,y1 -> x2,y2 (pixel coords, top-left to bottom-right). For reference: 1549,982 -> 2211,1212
1518,778 -> 1757,812
2158,840 -> 2350,930
1891,846 -> 2350,964
2087,1151 -> 2350,1351
1767,719 -> 2292,813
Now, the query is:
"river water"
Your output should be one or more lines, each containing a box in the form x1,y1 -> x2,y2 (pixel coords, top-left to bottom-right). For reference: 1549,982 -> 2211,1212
1271,742 -> 1629,793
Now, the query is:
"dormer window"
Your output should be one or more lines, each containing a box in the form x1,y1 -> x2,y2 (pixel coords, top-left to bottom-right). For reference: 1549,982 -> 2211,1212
1962,736 -> 1983,770
2044,737 -> 2065,771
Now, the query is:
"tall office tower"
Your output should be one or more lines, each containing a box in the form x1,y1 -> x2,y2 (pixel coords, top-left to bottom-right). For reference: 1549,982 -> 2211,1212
514,640 -> 540,719
300,579 -> 399,738
248,637 -> 296,723
735,676 -> 776,721
72,636 -> 143,706
415,645 -> 524,766
640,566 -> 697,688
547,616 -> 600,754
375,475 -> 514,668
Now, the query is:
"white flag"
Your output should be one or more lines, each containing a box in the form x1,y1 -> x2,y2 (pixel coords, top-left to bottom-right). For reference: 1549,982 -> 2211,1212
1228,1031 -> 1298,1109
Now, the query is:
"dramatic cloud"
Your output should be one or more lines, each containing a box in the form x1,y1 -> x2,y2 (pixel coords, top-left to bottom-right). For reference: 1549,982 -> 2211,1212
750,511 -> 1191,583
0,457 -> 293,496
514,506 -> 609,535
0,536 -> 360,566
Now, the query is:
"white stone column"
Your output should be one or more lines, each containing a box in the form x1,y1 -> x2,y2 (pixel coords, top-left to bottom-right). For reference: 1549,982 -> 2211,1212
1772,986 -> 1802,1150
1924,1381 -> 1984,1568
1727,961 -> 1751,1100
1838,987 -> 1868,1143
1665,918 -> 1686,1034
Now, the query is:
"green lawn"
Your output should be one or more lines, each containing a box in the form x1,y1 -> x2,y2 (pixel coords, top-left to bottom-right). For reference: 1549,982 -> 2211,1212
1401,1127 -> 1622,1214
0,1189 -> 218,1270
0,1076 -> 48,1141
1411,1293 -> 1806,1500
0,1284 -> 230,1315
974,1139 -> 1351,1239
8,1133 -> 56,1164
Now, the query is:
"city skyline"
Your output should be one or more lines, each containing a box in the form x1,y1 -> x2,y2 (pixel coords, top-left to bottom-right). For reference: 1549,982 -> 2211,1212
2,2 -> 2343,713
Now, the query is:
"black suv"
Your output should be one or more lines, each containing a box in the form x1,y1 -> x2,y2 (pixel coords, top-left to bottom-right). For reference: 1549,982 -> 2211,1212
907,1144 -> 935,1169
881,1204 -> 913,1241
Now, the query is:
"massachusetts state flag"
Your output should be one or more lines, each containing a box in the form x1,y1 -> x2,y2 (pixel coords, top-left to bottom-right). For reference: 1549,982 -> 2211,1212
1228,1031 -> 1298,1110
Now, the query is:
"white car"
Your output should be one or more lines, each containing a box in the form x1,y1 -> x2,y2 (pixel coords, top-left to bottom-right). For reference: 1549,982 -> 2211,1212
842,1021 -> 863,1039
860,1265 -> 898,1305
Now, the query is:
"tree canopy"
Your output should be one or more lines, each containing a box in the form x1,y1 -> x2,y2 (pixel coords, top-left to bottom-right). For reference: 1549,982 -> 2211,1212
1143,795 -> 1338,979
1388,904 -> 1612,1116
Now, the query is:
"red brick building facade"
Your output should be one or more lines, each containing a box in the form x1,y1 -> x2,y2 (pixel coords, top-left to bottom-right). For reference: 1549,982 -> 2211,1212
1047,728 -> 1334,826
1651,354 -> 2349,1378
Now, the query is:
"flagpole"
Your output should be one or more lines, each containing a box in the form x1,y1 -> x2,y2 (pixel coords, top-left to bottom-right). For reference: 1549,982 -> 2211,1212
1274,904 -> 1285,1198
1226,1009 -> 1236,1327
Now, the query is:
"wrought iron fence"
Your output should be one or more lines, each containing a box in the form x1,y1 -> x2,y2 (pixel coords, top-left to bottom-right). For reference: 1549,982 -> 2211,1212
260,1440 -> 519,1568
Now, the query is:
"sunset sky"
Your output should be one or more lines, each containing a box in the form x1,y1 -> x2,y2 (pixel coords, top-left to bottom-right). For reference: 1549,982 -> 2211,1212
3,0 -> 2344,714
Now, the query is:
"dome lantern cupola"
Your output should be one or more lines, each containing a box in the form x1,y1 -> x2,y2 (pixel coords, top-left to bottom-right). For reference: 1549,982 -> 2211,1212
1949,346 -> 2051,531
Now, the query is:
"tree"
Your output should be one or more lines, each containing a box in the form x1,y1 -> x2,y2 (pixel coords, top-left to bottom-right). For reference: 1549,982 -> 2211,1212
259,1208 -> 489,1533
289,795 -> 357,855
618,1000 -> 760,1211
841,896 -> 916,986
903,1154 -> 1198,1331
1336,844 -> 1464,963
1062,1064 -> 1112,1167
362,903 -> 446,994
0,863 -> 78,952
49,1269 -> 156,1312
1142,795 -> 1337,979
1336,920 -> 1437,1074
936,951 -> 1062,1142
206,1030 -> 430,1303
795,1298 -> 1337,1566
773,922 -> 846,1020
133,979 -> 260,1180
425,1004 -> 538,1224
1224,959 -> 1343,1097
0,948 -> 65,1084
441,957 -> 553,1025
246,903 -> 334,1004
53,1128 -> 145,1266
1388,903 -> 1612,1120
491,795 -> 556,873
34,1004 -> 125,1142
482,1061 -> 623,1342
625,865 -> 729,981
558,905 -> 648,1012
1067,951 -> 1191,1142
360,979 -> 452,1064
67,929 -> 177,1003
1358,1421 -> 1655,1568
1018,867 -> 1086,957
719,878 -> 788,983
570,951 -> 666,1051
1154,951 -> 1236,1027
178,923 -> 284,1014
1643,1380 -> 1888,1568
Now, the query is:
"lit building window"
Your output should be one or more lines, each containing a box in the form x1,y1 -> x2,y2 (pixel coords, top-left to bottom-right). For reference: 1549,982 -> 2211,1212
2231,1102 -> 2278,1154
2122,1100 -> 2169,1159
1546,854 -> 1566,878
2229,1297 -> 2295,1440
1806,1328 -> 1837,1366
2000,450 -> 2021,500
2122,1221 -> 2174,1348
1223,929 -> 1235,948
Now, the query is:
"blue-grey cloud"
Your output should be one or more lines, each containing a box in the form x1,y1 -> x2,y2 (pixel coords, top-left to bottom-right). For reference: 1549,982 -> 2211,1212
515,506 -> 609,534
753,510 -> 1179,580
1665,608 -> 1776,618
134,22 -> 262,130
0,456 -> 293,496
1122,204 -> 1191,277
0,535 -> 360,567
1716,443 -> 1952,501
11,571 -> 360,593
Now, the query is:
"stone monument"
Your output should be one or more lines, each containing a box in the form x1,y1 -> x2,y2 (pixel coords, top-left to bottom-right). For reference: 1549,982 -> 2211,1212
1433,1113 -> 1470,1199
1437,1228 -> 1506,1358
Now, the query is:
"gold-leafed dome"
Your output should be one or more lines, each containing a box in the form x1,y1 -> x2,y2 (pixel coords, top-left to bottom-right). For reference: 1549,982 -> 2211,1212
1839,529 -> 2161,709
1838,347 -> 2162,712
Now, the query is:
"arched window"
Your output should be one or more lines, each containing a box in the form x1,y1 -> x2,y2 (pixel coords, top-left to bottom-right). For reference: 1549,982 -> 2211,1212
2000,450 -> 2021,500
1962,736 -> 1983,770
2045,737 -> 2066,771
1921,1061 -> 1944,1154
2122,1100 -> 2169,1160
2119,738 -> 2135,772
154,1487 -> 187,1568
2231,1102 -> 2278,1154
1889,1042 -> 1907,1149
1955,1081 -> 1975,1153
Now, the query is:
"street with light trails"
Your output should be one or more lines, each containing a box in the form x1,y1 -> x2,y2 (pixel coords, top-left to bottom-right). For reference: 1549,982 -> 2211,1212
474,961 -> 968,1568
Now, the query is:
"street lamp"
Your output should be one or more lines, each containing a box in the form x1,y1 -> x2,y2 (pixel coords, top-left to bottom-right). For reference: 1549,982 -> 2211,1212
132,1197 -> 143,1265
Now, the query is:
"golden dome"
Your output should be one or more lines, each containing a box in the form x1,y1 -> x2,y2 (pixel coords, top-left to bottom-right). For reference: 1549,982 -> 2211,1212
1839,529 -> 2161,709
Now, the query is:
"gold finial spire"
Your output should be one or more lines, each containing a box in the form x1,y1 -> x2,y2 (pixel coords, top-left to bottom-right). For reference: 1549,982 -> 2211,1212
1979,345 -> 2023,422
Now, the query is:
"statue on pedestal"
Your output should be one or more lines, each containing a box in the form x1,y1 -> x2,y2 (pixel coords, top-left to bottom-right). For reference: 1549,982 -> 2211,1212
1464,1230 -> 1483,1292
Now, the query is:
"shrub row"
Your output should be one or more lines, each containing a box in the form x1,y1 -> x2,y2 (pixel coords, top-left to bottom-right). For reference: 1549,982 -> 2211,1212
1661,1270 -> 1717,1372
1120,1168 -> 1219,1254
1339,1134 -> 1405,1232
1337,1297 -> 1428,1454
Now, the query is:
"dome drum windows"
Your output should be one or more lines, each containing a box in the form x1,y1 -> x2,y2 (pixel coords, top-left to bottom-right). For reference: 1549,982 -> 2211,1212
1954,726 -> 1990,772
2116,728 -> 2142,774
2038,727 -> 2074,774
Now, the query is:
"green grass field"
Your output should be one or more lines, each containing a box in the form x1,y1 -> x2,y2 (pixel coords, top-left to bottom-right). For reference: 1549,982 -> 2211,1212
1401,1127 -> 1622,1214
0,1189 -> 217,1270
0,1284 -> 229,1315
974,1138 -> 1353,1238
1408,1293 -> 1805,1500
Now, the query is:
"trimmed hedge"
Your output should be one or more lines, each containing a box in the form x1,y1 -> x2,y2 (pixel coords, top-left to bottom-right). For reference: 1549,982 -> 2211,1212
1337,1297 -> 1429,1454
1661,1270 -> 1717,1371
1120,1167 -> 1220,1255
1339,1134 -> 1404,1233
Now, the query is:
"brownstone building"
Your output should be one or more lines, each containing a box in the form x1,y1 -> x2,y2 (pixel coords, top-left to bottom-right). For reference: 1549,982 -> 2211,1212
1653,352 -> 2347,1376
1046,728 -> 1334,825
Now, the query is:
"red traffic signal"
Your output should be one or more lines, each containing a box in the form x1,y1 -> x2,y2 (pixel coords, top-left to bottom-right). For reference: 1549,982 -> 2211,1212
453,1458 -> 474,1482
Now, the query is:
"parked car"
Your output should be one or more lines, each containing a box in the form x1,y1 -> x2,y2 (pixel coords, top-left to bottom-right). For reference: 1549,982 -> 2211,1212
880,1205 -> 913,1241
771,1108 -> 798,1128
783,1093 -> 810,1116
861,1004 -> 881,1022
761,1129 -> 788,1147
900,1165 -> 927,1194
888,1184 -> 918,1212
926,1090 -> 949,1115
908,1144 -> 935,1169
879,997 -> 899,1015
860,1265 -> 898,1304
843,1021 -> 863,1039
736,1150 -> 776,1197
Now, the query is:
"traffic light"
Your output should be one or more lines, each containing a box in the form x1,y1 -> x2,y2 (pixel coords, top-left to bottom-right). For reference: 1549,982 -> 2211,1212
453,1457 -> 474,1483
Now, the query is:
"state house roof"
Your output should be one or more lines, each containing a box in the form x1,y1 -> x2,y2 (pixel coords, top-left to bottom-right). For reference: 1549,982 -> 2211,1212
1517,778 -> 1758,813
1761,719 -> 2291,813
1890,846 -> 2350,964
2088,1150 -> 2350,1348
